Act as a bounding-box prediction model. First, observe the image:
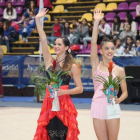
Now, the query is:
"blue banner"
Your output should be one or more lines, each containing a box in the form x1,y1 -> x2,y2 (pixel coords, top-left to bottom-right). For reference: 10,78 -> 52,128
2,55 -> 140,91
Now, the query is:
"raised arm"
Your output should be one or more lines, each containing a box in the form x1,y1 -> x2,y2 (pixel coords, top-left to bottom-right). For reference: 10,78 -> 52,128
35,9 -> 52,68
90,9 -> 104,76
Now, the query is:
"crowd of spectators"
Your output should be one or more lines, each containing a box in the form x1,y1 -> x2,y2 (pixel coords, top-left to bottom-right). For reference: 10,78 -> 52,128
46,1 -> 140,56
0,0 -> 140,56
0,0 -> 40,52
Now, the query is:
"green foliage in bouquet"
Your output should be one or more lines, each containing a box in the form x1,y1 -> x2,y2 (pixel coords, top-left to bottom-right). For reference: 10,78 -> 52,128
93,62 -> 133,92
30,59 -> 70,96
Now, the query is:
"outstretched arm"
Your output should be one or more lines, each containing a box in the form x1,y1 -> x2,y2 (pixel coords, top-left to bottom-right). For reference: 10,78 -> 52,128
90,9 -> 104,76
35,9 -> 52,68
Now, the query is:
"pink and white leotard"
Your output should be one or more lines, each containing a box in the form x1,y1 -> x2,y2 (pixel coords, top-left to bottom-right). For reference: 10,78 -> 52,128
91,62 -> 121,120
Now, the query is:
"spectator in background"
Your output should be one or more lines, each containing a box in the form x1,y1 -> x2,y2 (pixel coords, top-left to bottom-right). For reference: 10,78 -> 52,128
136,30 -> 140,40
112,16 -> 123,39
135,0 -> 140,26
16,0 -> 38,24
67,19 -> 80,44
123,36 -> 136,56
2,21 -> 18,52
0,47 -> 3,98
123,14 -> 137,36
119,24 -> 135,46
73,18 -> 89,44
97,18 -> 111,45
135,39 -> 140,55
3,2 -> 17,22
0,20 -> 4,45
47,18 -> 63,47
83,19 -> 94,48
114,38 -> 124,56
19,11 -> 36,42
72,19 -> 80,29
62,22 -> 70,37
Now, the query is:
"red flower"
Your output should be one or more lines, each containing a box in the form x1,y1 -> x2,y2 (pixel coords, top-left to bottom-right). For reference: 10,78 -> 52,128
108,62 -> 114,76
52,59 -> 57,73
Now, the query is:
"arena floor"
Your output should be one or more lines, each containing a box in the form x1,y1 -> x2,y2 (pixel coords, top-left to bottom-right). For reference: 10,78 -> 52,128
0,102 -> 140,140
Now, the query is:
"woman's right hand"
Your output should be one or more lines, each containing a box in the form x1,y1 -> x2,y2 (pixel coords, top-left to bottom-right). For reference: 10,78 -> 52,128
93,9 -> 104,22
36,8 -> 49,19
5,36 -> 8,40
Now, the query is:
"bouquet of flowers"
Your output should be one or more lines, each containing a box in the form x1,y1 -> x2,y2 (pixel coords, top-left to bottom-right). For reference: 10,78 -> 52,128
31,59 -> 70,111
93,62 -> 133,103
30,59 -> 70,98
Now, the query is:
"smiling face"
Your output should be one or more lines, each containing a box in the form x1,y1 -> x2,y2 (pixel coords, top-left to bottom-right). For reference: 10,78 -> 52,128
82,19 -> 87,25
54,18 -> 59,25
65,22 -> 69,28
30,1 -> 34,8
126,37 -> 133,45
100,42 -> 115,60
7,3 -> 12,8
114,17 -> 118,23
101,18 -> 106,26
125,25 -> 131,32
125,16 -> 128,22
54,38 -> 68,55
72,20 -> 76,25
29,11 -> 34,18
116,39 -> 121,47
136,40 -> 140,47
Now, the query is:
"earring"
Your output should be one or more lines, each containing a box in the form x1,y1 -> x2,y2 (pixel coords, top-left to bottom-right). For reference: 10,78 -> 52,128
68,48 -> 71,53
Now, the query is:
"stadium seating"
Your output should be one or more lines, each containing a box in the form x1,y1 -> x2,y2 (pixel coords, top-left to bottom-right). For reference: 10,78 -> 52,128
79,13 -> 92,22
16,0 -> 26,6
95,3 -> 106,11
0,8 -> 3,15
51,5 -> 64,13
0,45 -> 7,54
0,0 -> 5,6
8,0 -> 16,6
115,2 -> 128,10
45,14 -> 51,22
15,7 -> 23,14
117,12 -> 127,20
104,0 -> 125,1
2,0 -> 138,55
105,3 -> 117,11
129,2 -> 139,10
56,0 -> 66,3
130,12 -> 136,20
105,12 -> 116,21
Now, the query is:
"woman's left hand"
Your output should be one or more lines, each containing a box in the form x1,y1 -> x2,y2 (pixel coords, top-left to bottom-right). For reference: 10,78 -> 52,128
57,89 -> 67,96
114,96 -> 121,104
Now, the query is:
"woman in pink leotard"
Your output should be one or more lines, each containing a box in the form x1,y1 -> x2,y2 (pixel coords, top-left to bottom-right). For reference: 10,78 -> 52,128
90,9 -> 128,140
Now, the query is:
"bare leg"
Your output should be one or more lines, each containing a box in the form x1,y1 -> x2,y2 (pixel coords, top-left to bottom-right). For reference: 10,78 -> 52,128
93,118 -> 108,140
106,119 -> 120,140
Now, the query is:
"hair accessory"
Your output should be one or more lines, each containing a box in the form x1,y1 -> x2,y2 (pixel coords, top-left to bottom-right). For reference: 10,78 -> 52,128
68,48 -> 71,53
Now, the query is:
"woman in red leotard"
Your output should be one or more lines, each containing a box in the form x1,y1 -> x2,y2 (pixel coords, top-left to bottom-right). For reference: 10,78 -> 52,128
33,9 -> 83,140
